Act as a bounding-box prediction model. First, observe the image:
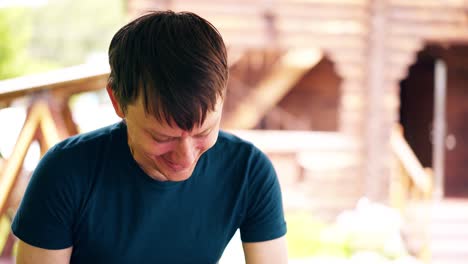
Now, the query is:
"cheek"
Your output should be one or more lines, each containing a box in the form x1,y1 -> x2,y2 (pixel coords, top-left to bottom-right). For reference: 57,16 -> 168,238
197,134 -> 218,152
147,143 -> 175,156
134,137 -> 175,156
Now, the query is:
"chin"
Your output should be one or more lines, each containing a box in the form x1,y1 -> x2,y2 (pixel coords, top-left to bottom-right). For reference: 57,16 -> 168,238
166,172 -> 192,182
161,165 -> 194,181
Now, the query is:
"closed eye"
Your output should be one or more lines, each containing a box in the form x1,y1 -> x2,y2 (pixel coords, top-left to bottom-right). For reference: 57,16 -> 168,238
194,130 -> 211,138
148,132 -> 176,143
152,136 -> 176,143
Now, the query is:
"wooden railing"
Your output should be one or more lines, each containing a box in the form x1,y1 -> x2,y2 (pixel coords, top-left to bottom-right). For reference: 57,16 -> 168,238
0,64 -> 110,258
390,124 -> 433,263
0,64 -> 110,212
390,124 -> 433,209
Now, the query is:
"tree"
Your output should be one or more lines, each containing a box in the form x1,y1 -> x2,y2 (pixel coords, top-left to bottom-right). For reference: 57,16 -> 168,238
28,0 -> 125,67
0,7 -> 31,80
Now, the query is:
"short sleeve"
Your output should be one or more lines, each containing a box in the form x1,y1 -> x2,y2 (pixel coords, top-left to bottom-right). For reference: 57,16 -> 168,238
240,147 -> 287,242
11,146 -> 78,249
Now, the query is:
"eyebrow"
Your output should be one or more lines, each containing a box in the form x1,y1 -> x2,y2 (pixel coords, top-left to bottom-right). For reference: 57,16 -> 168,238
145,129 -> 176,140
145,121 -> 215,139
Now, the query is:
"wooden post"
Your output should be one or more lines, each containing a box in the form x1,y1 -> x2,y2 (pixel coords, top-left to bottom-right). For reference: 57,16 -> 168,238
433,59 -> 447,200
365,0 -> 390,202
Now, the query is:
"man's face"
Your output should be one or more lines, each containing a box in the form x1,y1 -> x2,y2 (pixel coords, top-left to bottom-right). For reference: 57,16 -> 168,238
109,90 -> 223,182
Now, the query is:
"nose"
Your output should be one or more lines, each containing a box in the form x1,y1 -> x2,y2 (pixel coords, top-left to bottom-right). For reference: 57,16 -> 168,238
171,137 -> 196,168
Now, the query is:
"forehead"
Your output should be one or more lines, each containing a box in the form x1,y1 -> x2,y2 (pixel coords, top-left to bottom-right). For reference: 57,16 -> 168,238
128,96 -> 224,131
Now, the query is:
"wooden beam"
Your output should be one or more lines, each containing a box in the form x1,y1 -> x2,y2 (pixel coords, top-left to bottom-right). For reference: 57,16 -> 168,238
0,64 -> 110,102
0,102 -> 60,215
223,49 -> 322,129
389,0 -> 466,9
0,105 -> 40,215
229,129 -> 357,153
38,103 -> 61,149
390,125 -> 432,196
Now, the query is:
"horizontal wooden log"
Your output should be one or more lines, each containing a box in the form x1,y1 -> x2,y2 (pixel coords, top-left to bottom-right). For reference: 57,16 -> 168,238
389,6 -> 467,24
170,1 -> 368,20
223,32 -> 366,49
0,64 -> 110,102
389,22 -> 468,38
229,129 -> 359,153
276,19 -> 366,35
390,0 -> 467,9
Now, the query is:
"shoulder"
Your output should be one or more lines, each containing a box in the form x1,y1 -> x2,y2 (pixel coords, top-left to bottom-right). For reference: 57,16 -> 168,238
215,130 -> 260,155
50,122 -> 123,155
212,130 -> 274,175
36,122 -> 125,180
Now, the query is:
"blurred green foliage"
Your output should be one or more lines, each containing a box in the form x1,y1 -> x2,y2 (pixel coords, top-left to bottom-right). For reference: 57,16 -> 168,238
0,7 -> 32,79
286,209 -> 408,260
0,0 -> 125,80
28,0 -> 125,67
286,212 -> 351,258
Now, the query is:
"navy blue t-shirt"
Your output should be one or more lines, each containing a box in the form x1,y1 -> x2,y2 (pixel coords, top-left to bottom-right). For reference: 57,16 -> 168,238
12,122 -> 286,263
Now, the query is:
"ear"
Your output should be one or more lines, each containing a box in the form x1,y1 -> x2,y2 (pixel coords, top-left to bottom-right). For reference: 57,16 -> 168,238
106,85 -> 125,118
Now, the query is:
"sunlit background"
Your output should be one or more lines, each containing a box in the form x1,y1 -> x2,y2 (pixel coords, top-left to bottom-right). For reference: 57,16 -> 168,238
1,0 -> 468,263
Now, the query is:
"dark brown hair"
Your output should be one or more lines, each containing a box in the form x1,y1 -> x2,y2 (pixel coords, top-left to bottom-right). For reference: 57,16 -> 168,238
108,10 -> 228,130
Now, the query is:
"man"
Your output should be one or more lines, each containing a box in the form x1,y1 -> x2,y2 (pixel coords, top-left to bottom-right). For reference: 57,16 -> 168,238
12,11 -> 287,263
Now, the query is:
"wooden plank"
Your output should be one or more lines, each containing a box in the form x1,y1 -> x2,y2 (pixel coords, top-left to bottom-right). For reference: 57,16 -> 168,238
0,103 -> 41,215
229,130 -> 358,153
341,93 -> 365,110
277,0 -> 367,5
328,51 -> 366,65
391,125 -> 432,196
172,0 -> 367,4
280,33 -> 366,48
0,216 -> 10,256
38,103 -> 61,149
276,19 -> 366,35
223,31 -> 366,49
386,37 -> 424,53
334,63 -> 366,80
338,111 -> 366,135
339,79 -> 367,93
212,15 -> 367,36
276,2 -> 367,20
171,2 -> 263,15
387,51 -> 417,69
222,33 -> 271,48
389,22 -> 468,39
0,64 -> 110,102
385,64 -> 410,82
172,1 -> 368,21
390,0 -> 466,9
389,7 -> 467,24
202,14 -> 266,31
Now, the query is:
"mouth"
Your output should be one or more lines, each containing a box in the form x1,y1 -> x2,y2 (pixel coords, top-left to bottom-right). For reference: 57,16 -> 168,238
162,157 -> 186,172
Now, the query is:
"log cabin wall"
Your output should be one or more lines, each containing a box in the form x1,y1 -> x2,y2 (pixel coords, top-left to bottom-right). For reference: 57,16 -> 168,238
257,57 -> 342,132
379,0 -> 468,200
125,0 -> 468,203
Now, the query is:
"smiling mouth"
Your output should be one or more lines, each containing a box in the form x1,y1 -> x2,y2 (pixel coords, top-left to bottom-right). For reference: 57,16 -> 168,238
163,157 -> 186,171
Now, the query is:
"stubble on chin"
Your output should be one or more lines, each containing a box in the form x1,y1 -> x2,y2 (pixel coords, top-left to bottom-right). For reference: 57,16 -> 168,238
127,135 -> 168,181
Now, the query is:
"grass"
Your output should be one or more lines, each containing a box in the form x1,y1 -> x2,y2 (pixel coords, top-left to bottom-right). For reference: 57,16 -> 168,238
286,211 -> 351,259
